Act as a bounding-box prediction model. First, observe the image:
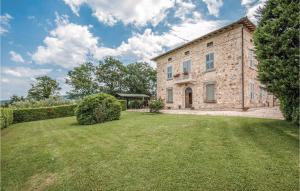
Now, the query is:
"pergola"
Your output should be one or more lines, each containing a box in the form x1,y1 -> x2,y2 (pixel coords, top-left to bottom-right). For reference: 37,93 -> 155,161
116,93 -> 150,108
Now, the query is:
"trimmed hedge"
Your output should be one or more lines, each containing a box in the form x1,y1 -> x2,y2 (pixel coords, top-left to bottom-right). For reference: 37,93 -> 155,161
76,93 -> 121,125
0,108 -> 13,129
13,105 -> 76,123
118,100 -> 127,111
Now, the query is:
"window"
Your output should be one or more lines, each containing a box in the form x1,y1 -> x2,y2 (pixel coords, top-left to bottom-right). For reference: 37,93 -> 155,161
184,51 -> 190,55
166,88 -> 173,103
168,57 -> 172,62
206,53 -> 214,70
206,84 -> 215,102
250,82 -> 255,100
207,41 -> 213,47
249,49 -> 255,68
183,60 -> 192,73
167,66 -> 172,79
259,87 -> 264,101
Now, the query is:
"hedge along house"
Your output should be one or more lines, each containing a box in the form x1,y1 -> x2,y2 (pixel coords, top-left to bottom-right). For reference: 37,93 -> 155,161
152,17 -> 277,110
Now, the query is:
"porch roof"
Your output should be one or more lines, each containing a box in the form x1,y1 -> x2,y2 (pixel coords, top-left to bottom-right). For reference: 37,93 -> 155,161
116,93 -> 150,98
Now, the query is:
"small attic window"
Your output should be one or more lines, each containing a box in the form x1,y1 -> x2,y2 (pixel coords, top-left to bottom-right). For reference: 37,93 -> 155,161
207,41 -> 213,47
184,51 -> 190,56
250,39 -> 253,42
168,57 -> 172,62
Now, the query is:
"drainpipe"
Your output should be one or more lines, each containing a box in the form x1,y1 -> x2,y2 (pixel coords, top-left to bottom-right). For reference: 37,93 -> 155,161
241,26 -> 245,110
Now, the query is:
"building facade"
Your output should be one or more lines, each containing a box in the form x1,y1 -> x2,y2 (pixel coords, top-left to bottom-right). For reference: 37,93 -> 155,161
152,17 -> 276,110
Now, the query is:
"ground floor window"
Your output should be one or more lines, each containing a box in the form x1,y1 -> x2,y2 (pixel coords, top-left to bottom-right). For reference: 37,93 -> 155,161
250,82 -> 255,100
205,83 -> 216,102
166,88 -> 173,103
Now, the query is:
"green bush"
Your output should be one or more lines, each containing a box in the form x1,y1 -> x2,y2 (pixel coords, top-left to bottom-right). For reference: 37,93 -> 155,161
128,100 -> 143,109
0,108 -> 13,129
118,100 -> 127,111
76,93 -> 121,125
13,105 -> 76,123
149,99 -> 164,113
280,97 -> 299,125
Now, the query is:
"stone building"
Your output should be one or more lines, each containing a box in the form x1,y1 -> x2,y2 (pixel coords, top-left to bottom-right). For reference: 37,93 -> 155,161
152,17 -> 276,110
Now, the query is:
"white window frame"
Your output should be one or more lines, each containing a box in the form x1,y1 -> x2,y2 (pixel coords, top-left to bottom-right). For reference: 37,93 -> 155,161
166,88 -> 173,103
182,59 -> 192,73
249,49 -> 256,68
166,65 -> 173,80
249,82 -> 255,100
206,53 -> 214,71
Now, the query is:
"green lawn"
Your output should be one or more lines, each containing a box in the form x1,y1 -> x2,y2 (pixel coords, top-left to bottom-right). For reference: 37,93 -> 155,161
1,112 -> 299,191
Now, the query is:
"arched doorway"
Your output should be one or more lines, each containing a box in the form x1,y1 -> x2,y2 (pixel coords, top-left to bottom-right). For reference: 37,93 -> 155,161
185,87 -> 192,108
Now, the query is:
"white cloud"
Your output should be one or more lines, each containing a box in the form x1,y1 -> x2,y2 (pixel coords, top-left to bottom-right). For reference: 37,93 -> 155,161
63,0 -> 174,27
3,67 -> 52,77
32,14 -> 99,68
112,13 -> 225,63
202,0 -> 223,17
9,51 -> 25,63
32,13 -> 225,68
241,0 -> 266,22
0,13 -> 13,35
241,0 -> 256,6
174,0 -> 196,20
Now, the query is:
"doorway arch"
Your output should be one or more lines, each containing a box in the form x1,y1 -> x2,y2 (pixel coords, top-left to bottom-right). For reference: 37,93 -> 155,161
185,87 -> 193,108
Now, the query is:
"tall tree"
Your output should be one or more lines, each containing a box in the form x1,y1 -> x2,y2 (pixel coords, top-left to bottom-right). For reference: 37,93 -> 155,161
27,76 -> 61,100
66,62 -> 98,99
125,62 -> 156,96
96,57 -> 127,95
253,0 -> 299,124
9,94 -> 25,104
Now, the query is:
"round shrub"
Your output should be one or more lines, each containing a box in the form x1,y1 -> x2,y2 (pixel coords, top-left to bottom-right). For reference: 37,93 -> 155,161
75,93 -> 121,125
149,99 -> 164,113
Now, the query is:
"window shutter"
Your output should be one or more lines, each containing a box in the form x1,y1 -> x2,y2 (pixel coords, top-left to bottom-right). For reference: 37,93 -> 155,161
206,84 -> 215,101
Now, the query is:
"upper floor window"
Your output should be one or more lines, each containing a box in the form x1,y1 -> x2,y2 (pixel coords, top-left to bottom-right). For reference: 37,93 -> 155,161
184,51 -> 190,56
206,53 -> 214,70
166,88 -> 173,103
168,57 -> 173,62
207,41 -> 213,47
167,65 -> 173,79
182,60 -> 191,73
249,49 -> 256,68
249,82 -> 255,100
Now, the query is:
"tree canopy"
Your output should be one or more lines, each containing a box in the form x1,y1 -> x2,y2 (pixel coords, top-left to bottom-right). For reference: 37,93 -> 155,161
66,57 -> 156,98
27,76 -> 61,100
66,62 -> 98,99
253,0 -> 299,124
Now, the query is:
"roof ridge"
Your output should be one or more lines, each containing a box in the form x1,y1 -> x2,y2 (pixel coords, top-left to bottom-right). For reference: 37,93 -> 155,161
151,17 -> 256,61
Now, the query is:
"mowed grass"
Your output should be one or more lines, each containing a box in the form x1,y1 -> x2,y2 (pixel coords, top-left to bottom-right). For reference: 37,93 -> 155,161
1,112 -> 299,191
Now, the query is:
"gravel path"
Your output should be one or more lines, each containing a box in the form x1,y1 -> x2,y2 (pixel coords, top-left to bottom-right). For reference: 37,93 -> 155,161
127,107 -> 283,120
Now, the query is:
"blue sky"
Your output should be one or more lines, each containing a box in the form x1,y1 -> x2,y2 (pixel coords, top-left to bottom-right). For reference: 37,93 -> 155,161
0,0 -> 265,100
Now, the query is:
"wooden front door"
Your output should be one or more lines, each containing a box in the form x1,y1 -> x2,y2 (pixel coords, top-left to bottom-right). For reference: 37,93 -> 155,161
185,87 -> 192,108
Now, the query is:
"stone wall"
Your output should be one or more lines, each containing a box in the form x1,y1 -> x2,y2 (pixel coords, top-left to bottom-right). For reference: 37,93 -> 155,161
156,24 -> 275,110
243,27 -> 275,108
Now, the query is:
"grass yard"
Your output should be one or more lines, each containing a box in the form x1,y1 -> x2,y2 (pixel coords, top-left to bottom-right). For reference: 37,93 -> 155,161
1,112 -> 299,191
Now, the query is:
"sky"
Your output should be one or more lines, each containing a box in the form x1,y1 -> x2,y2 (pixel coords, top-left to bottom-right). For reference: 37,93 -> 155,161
0,0 -> 266,100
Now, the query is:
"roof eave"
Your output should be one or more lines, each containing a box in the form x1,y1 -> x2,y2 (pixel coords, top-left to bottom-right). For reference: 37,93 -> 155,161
151,17 -> 256,61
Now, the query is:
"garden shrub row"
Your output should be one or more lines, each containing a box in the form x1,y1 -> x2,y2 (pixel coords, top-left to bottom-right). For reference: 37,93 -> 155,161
0,108 -> 13,129
13,105 -> 76,123
118,100 -> 127,111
